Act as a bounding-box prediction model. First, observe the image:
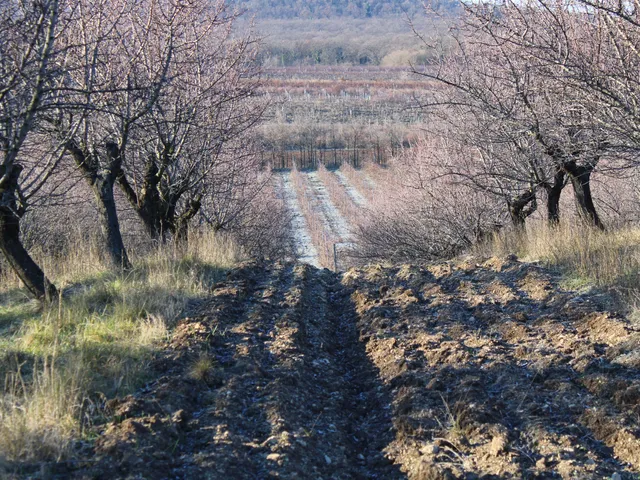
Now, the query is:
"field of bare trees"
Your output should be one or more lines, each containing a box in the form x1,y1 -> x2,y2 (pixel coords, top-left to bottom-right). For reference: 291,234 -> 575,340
21,0 -> 639,292
258,65 -> 429,169
3,0 -> 640,477
0,0 -> 294,300
266,0 -> 640,272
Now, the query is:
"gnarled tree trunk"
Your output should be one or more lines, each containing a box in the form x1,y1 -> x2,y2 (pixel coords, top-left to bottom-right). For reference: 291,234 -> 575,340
91,173 -> 131,270
118,161 -> 169,241
0,165 -> 57,301
117,163 -> 202,244
545,169 -> 566,225
508,188 -> 537,229
68,140 -> 131,270
563,161 -> 605,230
173,196 -> 202,246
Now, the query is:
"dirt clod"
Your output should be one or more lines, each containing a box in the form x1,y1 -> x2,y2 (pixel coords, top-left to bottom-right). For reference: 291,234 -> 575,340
489,434 -> 508,457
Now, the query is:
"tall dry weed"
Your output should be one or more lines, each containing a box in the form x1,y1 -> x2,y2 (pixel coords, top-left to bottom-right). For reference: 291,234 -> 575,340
483,221 -> 640,294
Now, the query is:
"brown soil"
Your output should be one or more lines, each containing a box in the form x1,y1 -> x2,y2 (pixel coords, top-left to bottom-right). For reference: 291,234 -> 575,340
344,257 -> 640,479
76,262 -> 401,479
8,257 -> 640,479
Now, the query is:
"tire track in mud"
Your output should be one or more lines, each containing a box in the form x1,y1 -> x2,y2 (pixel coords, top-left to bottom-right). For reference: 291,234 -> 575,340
80,262 -> 404,479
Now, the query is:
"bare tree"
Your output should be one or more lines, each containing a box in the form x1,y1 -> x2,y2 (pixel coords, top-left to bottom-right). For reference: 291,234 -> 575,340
468,0 -> 609,229
49,0 -> 184,270
354,138 -> 506,262
0,0 -> 67,299
115,2 -> 267,243
413,1 -> 610,230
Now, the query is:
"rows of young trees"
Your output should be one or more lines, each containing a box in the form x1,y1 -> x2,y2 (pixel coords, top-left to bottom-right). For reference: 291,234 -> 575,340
261,119 -> 413,168
411,0 -> 640,241
0,0 -> 268,300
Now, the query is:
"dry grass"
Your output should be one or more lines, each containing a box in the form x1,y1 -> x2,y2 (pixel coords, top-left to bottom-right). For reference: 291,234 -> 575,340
0,231 -> 241,464
1,356 -> 87,462
188,354 -> 216,383
480,221 -> 640,298
2,229 -> 241,289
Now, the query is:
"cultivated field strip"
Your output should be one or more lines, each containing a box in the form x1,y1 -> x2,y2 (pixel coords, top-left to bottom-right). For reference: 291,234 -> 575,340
282,166 -> 370,270
363,162 -> 390,187
290,169 -> 339,269
316,165 -> 363,224
277,171 -> 320,267
342,162 -> 379,203
305,170 -> 352,241
334,169 -> 368,207
71,258 -> 640,479
344,258 -> 640,478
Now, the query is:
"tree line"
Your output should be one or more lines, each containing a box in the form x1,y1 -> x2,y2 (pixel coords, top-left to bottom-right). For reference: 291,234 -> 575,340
231,0 -> 458,19
415,0 -> 640,238
357,0 -> 640,263
0,0 -> 267,301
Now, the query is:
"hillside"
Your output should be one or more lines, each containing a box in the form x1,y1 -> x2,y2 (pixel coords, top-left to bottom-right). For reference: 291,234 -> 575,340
230,0 -> 456,18
8,257 -> 638,479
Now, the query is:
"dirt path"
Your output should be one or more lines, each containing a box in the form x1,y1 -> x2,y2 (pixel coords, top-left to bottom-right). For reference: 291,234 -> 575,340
82,262 -> 403,479
57,257 -> 640,479
277,171 -> 320,267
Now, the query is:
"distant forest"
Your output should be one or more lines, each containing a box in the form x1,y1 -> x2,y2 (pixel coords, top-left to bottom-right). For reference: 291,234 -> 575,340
231,0 -> 457,18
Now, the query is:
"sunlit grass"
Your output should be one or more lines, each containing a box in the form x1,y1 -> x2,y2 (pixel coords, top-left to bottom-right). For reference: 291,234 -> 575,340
0,232 -> 241,463
482,222 -> 640,298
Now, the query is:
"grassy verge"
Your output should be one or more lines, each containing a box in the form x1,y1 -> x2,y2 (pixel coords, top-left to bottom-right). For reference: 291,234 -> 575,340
480,222 -> 640,305
0,233 -> 240,464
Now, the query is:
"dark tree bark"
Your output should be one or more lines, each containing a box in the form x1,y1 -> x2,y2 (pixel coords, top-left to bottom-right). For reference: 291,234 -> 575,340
0,165 -> 57,301
508,188 -> 537,229
117,159 -> 203,243
173,196 -> 202,245
67,140 -> 132,270
91,174 -> 131,269
545,169 -> 566,225
563,161 -> 605,230
117,161 -> 168,240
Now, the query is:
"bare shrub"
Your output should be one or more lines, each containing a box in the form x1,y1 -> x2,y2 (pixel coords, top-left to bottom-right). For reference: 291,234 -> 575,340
204,173 -> 294,259
354,140 -> 505,263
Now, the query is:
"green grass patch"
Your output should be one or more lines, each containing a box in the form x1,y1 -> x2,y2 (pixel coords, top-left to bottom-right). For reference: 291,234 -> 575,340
0,238 -> 238,464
